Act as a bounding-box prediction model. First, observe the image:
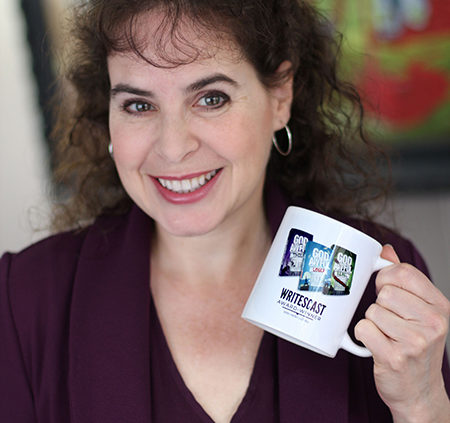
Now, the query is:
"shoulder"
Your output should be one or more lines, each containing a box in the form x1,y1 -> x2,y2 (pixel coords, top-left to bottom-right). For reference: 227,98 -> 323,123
0,209 -> 140,315
0,213 -> 131,372
0,230 -> 90,389
0,213 -> 125,317
0,229 -> 90,348
1,229 -> 88,291
0,211 -> 130,287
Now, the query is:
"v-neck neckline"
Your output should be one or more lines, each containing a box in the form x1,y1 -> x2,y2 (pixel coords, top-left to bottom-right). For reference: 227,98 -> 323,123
149,294 -> 273,422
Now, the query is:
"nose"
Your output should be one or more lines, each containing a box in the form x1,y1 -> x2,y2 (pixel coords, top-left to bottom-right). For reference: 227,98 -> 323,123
154,113 -> 200,163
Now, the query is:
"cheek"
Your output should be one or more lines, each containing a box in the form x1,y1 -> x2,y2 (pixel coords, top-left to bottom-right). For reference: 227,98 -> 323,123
220,100 -> 274,148
226,111 -> 274,161
110,122 -> 151,172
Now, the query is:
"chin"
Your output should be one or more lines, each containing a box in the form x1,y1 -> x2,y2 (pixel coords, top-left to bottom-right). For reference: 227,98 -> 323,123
153,209 -> 226,238
159,222 -> 221,239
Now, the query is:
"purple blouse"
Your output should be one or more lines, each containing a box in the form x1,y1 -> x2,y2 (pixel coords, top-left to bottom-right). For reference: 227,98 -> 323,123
150,297 -> 278,422
1,185 -> 449,422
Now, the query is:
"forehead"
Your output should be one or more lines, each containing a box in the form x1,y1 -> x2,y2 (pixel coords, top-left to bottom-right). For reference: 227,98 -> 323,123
111,9 -> 242,68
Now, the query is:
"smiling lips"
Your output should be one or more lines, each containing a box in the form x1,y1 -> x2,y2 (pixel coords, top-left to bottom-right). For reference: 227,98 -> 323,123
157,169 -> 218,194
152,169 -> 221,204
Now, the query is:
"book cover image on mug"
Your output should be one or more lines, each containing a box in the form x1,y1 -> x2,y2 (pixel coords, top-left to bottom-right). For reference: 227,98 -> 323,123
279,234 -> 357,296
298,241 -> 357,296
279,228 -> 313,276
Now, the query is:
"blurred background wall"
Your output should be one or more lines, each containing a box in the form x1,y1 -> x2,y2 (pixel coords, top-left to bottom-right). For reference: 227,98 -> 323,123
0,0 -> 51,254
0,1 -> 448,350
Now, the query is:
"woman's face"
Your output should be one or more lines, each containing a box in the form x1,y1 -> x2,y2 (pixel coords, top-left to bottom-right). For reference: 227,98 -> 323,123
108,12 -> 292,237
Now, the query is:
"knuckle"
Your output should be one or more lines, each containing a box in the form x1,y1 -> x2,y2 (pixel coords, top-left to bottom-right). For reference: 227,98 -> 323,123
355,318 -> 369,334
365,303 -> 378,320
354,320 -> 364,338
377,263 -> 413,290
354,322 -> 369,344
377,285 -> 394,305
354,318 -> 376,344
395,263 -> 415,283
408,333 -> 428,356
442,297 -> 450,318
388,350 -> 407,373
427,312 -> 449,339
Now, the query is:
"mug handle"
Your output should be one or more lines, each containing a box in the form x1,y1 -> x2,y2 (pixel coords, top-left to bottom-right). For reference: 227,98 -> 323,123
374,256 -> 395,272
340,256 -> 394,357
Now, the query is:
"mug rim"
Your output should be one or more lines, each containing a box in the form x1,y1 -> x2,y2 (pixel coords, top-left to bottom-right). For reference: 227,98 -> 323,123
287,206 -> 383,249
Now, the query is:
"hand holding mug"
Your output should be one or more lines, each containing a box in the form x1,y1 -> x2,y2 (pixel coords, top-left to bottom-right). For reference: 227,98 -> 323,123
355,245 -> 450,422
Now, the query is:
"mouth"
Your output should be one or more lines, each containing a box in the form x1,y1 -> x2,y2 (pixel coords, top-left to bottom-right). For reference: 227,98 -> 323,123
156,169 -> 220,194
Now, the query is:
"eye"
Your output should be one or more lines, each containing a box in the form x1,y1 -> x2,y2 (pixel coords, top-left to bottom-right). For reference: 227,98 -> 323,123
122,100 -> 155,114
196,91 -> 230,109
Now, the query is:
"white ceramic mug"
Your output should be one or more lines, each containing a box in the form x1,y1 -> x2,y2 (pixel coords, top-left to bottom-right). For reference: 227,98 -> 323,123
242,206 -> 393,358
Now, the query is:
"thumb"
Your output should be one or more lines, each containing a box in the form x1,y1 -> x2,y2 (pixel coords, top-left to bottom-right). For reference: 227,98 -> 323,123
381,244 -> 400,264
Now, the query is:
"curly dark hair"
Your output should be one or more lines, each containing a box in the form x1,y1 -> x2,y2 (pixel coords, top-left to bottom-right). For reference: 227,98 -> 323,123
51,0 -> 389,230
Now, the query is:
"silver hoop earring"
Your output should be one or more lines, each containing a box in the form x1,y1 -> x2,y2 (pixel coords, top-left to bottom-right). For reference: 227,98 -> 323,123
108,142 -> 114,157
272,125 -> 292,156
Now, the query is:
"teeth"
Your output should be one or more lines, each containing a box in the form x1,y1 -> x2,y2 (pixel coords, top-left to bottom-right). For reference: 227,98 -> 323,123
181,180 -> 191,192
172,180 -> 181,191
158,170 -> 217,194
191,178 -> 200,190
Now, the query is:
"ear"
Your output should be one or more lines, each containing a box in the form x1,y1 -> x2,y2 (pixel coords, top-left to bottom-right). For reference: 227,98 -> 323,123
269,61 -> 294,131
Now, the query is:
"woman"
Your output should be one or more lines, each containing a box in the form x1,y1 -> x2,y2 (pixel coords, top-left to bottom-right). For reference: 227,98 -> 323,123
1,1 -> 449,422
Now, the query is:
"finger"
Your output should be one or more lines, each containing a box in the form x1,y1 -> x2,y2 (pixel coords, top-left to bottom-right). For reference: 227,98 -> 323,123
364,302 -> 449,365
381,244 -> 400,264
354,318 -> 392,361
375,245 -> 398,295
377,245 -> 447,311
365,302 -> 419,345
376,262 -> 447,311
376,284 -> 438,322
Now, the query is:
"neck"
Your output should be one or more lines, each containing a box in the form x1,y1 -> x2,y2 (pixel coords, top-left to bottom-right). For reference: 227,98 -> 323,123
151,200 -> 271,289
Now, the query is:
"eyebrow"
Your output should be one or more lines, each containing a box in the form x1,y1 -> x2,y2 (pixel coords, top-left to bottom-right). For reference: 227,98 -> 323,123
110,84 -> 153,98
185,73 -> 239,92
110,73 -> 238,98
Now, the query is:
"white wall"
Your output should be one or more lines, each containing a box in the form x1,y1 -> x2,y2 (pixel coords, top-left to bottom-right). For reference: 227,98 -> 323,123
377,193 -> 450,301
0,1 -> 51,255
378,193 -> 450,301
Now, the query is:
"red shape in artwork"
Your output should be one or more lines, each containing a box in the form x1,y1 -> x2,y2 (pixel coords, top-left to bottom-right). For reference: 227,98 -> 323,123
360,62 -> 448,127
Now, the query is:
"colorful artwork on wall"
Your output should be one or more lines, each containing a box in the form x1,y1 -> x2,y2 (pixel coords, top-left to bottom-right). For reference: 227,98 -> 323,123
315,0 -> 450,147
